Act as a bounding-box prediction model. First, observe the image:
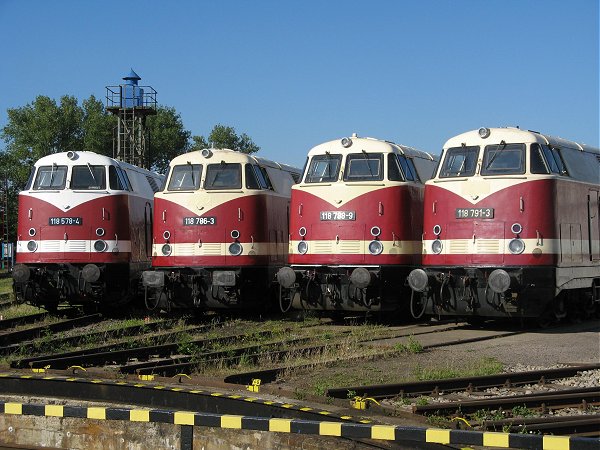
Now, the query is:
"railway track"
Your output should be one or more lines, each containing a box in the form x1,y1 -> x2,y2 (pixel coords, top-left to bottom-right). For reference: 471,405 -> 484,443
412,386 -> 600,415
0,313 -> 101,347
326,364 -> 600,399
481,414 -> 600,436
224,326 -> 526,386
12,328 -> 286,370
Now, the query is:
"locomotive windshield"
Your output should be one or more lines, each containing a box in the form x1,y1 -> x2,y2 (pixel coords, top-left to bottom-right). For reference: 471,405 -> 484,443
480,143 -> 525,175
388,154 -> 420,182
205,163 -> 242,190
305,154 -> 342,183
33,165 -> 67,190
343,152 -> 383,181
71,165 -> 106,190
530,143 -> 568,175
168,164 -> 202,191
439,146 -> 479,178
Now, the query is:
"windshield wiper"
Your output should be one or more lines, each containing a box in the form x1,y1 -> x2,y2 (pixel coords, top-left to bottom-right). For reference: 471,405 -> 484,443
86,163 -> 98,187
361,150 -> 375,178
50,163 -> 57,187
187,161 -> 195,186
485,140 -> 507,170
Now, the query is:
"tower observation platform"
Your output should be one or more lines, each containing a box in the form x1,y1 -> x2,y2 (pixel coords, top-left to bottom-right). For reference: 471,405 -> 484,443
106,69 -> 157,169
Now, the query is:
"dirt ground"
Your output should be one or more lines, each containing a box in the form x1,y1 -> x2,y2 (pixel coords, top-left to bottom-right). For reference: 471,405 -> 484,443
268,319 -> 600,401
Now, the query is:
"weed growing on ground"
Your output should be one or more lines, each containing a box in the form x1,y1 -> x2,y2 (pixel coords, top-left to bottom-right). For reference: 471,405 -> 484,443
394,336 -> 424,354
413,356 -> 503,381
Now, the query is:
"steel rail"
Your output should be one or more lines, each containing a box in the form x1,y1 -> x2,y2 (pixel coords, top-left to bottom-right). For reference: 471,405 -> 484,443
0,318 -> 174,356
132,340 -> 342,377
326,364 -> 600,399
0,314 -> 101,347
412,387 -> 600,415
9,321 -> 229,368
13,329 -> 282,370
0,311 -> 49,330
481,414 -> 600,436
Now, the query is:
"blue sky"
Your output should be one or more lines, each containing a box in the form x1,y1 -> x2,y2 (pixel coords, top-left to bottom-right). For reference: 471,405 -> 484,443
1,0 -> 598,168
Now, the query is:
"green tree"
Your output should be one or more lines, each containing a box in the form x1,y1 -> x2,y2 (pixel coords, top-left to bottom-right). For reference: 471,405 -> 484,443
191,124 -> 260,154
146,105 -> 191,174
81,95 -> 115,156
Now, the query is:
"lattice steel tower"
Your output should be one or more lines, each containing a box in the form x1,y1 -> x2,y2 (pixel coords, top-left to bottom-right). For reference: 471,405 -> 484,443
0,173 -> 9,269
106,69 -> 157,168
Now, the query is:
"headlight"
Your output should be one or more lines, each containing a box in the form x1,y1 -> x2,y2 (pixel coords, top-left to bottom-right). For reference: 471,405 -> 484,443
230,230 -> 240,239
163,230 -> 171,240
478,127 -> 491,138
297,241 -> 308,255
508,238 -> 525,254
433,225 -> 441,236
94,240 -> 108,252
28,228 -> 36,237
298,227 -> 307,237
511,223 -> 522,235
161,244 -> 172,256
27,240 -> 37,252
370,226 -> 381,237
368,240 -> 383,255
431,239 -> 443,254
229,242 -> 243,256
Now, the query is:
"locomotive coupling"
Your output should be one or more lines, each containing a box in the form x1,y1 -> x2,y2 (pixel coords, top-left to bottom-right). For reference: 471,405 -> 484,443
276,267 -> 296,289
12,264 -> 30,283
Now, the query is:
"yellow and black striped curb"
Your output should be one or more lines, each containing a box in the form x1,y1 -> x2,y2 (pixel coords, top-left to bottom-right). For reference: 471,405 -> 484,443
0,372 -> 366,423
0,401 -> 598,450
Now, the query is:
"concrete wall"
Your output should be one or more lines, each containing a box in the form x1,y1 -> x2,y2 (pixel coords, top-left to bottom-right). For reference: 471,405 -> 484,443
0,415 -> 369,450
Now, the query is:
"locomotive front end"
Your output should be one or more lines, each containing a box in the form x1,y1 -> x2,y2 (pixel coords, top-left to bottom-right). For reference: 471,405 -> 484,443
278,135 -> 437,313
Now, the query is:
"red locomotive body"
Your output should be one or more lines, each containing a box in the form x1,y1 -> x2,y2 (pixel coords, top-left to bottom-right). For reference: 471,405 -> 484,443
408,127 -> 600,321
142,148 -> 300,310
12,151 -> 163,310
277,135 -> 438,312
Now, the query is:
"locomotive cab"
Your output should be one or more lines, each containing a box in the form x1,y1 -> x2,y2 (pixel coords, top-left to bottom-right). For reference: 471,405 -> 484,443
407,127 -> 600,322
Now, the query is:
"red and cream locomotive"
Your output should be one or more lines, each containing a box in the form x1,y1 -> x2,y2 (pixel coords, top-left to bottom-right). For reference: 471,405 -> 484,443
12,151 -> 163,311
276,134 -> 438,313
142,148 -> 300,311
407,127 -> 600,322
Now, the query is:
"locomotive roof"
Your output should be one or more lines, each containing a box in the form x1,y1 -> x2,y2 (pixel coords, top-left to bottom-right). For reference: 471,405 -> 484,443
444,127 -> 600,155
307,135 -> 436,161
34,151 -> 162,177
170,148 -> 301,174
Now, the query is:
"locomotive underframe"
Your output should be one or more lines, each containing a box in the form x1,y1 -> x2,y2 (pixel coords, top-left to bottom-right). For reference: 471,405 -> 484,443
12,263 -> 139,310
142,266 -> 278,311
414,266 -> 599,320
282,265 -> 413,312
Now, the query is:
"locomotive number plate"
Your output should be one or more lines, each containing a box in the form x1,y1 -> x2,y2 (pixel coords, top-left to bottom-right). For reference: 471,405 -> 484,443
183,216 -> 216,225
455,208 -> 494,219
48,217 -> 83,226
320,211 -> 356,221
